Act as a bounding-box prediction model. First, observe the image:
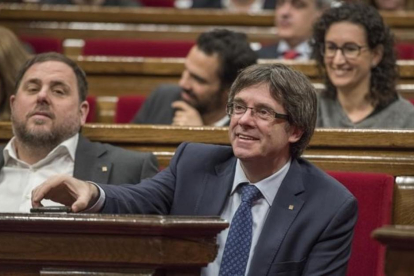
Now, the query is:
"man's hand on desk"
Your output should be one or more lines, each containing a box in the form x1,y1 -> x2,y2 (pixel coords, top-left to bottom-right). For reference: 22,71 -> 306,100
31,174 -> 100,213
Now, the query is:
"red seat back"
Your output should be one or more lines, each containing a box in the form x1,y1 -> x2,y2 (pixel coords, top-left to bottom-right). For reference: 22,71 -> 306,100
19,36 -> 63,54
395,43 -> 414,60
115,95 -> 146,123
86,96 -> 97,123
140,0 -> 175,7
328,171 -> 394,276
82,39 -> 194,57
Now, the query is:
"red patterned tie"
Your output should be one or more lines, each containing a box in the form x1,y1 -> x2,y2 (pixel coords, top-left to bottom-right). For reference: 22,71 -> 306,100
283,50 -> 300,60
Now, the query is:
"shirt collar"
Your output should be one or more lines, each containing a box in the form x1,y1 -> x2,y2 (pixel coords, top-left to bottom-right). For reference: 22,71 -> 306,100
277,40 -> 312,60
213,115 -> 230,127
232,158 -> 291,206
3,133 -> 79,167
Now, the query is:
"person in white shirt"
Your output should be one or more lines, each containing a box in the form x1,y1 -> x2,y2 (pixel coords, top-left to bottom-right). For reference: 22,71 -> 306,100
32,63 -> 357,275
257,0 -> 333,60
0,52 -> 158,213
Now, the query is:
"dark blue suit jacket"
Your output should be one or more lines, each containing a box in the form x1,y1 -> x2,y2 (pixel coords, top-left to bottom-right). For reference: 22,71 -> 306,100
100,142 -> 357,275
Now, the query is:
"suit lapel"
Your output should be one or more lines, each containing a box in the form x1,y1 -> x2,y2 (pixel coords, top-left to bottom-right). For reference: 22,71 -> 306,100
248,159 -> 305,276
73,135 -> 112,184
194,155 -> 237,216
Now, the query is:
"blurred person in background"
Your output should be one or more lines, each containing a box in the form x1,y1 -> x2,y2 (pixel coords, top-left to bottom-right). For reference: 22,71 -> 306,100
132,29 -> 257,127
369,0 -> 407,11
257,0 -> 332,60
0,26 -> 31,122
192,0 -> 276,12
312,2 -> 414,128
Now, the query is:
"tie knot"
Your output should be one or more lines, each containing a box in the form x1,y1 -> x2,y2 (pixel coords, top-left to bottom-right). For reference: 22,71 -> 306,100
239,184 -> 262,205
283,50 -> 300,60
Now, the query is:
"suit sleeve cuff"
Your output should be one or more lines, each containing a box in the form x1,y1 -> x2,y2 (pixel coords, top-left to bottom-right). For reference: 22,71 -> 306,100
84,182 -> 106,213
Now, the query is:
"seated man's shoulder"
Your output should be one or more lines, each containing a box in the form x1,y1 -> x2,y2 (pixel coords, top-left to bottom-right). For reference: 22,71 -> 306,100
297,158 -> 355,200
177,142 -> 234,162
152,84 -> 182,97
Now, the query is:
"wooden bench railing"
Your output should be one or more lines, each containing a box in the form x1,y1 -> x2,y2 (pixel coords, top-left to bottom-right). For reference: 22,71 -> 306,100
372,225 -> 414,276
0,122 -> 413,225
72,56 -> 414,100
1,4 -> 414,49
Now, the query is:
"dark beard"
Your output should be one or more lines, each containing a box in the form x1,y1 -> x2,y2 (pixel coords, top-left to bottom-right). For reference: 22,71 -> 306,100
11,114 -> 80,152
182,88 -> 225,116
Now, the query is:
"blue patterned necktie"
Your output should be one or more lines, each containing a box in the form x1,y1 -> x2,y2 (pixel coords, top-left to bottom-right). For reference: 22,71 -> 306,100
219,184 -> 262,276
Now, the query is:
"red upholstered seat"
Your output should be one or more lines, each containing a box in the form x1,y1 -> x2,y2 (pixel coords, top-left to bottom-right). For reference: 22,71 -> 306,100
395,43 -> 414,60
86,96 -> 97,123
328,171 -> 394,276
82,39 -> 194,57
115,95 -> 146,123
409,99 -> 414,105
19,36 -> 63,54
140,0 -> 175,7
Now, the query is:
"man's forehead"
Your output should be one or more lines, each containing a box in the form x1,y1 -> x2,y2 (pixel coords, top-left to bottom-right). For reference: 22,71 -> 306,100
22,61 -> 76,83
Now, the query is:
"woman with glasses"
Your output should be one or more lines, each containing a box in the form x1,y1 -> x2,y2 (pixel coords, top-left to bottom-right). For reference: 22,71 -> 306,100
312,3 -> 414,129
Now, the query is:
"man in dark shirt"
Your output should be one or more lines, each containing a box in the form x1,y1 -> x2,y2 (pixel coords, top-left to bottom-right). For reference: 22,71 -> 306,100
132,29 -> 257,127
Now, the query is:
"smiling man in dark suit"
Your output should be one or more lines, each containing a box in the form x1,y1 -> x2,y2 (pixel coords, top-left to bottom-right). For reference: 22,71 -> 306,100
33,63 -> 357,276
0,52 -> 158,213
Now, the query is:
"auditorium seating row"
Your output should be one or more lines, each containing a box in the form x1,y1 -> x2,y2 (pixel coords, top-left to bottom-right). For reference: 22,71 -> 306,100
3,3 -> 414,58
19,35 -> 414,60
73,57 -> 414,99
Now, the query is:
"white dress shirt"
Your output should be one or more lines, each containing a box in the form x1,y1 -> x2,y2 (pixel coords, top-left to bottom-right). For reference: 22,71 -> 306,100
276,40 -> 312,61
222,0 -> 266,12
0,134 -> 79,213
201,159 -> 291,276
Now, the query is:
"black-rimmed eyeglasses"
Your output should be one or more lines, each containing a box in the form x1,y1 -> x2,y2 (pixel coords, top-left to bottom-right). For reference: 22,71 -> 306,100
226,102 -> 289,122
322,42 -> 368,59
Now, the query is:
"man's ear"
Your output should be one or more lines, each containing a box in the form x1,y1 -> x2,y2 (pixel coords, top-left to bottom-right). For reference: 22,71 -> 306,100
10,95 -> 15,112
79,100 -> 89,125
288,125 -> 304,144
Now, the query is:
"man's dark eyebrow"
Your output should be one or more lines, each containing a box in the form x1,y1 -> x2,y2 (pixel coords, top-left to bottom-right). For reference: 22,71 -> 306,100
188,70 -> 208,84
23,78 -> 42,87
49,80 -> 71,91
233,98 -> 246,104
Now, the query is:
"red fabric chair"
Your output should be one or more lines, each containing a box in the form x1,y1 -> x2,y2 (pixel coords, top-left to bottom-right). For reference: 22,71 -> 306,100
409,99 -> 414,105
140,0 -> 175,7
395,43 -> 414,60
19,36 -> 63,54
86,96 -> 97,123
115,95 -> 146,123
82,39 -> 194,57
328,171 -> 394,276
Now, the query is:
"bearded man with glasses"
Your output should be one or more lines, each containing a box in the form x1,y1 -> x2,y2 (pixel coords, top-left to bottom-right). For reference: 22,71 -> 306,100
32,63 -> 357,276
312,2 -> 414,129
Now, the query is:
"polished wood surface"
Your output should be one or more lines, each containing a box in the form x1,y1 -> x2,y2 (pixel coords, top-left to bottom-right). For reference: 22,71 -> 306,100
372,225 -> 414,276
0,213 -> 228,275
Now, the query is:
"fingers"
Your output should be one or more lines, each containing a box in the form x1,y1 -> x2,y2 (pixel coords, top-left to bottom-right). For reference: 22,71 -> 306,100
31,174 -> 96,213
171,100 -> 192,111
172,101 -> 203,126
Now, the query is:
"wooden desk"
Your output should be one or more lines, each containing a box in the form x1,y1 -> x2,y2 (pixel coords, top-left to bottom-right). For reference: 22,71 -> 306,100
0,213 -> 228,275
